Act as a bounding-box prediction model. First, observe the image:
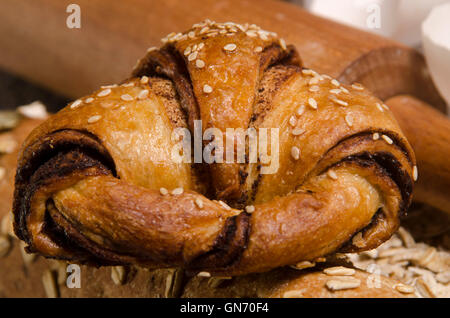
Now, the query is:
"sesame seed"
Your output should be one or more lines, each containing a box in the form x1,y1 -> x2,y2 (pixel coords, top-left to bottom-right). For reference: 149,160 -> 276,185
172,187 -> 184,195
97,89 -> 111,97
121,94 -> 134,101
289,116 -> 297,127
147,47 -> 157,52
382,134 -> 393,144
382,103 -> 389,110
245,205 -> 255,213
345,113 -> 353,127
246,31 -> 257,37
200,26 -> 209,34
394,283 -> 415,294
373,132 -> 380,140
376,103 -> 384,112
197,43 -> 205,50
279,38 -> 287,50
203,84 -> 213,93
87,115 -> 101,124
309,85 -> 320,92
331,79 -> 340,87
122,82 -> 134,87
327,170 -> 338,180
293,261 -> 316,270
188,31 -> 195,38
70,99 -> 82,109
160,187 -> 168,195
188,51 -> 198,61
330,89 -> 341,94
197,271 -> 211,278
291,146 -> 300,160
254,46 -> 263,53
326,278 -> 361,291
195,198 -> 204,209
196,59 -> 205,68
140,76 -> 149,84
292,128 -> 305,136
223,43 -> 237,51
413,165 -> 418,181
85,97 -> 94,103
296,105 -> 305,116
137,89 -> 149,100
282,290 -> 303,298
332,98 -> 348,106
341,87 -> 349,94
308,98 -> 317,109
352,83 -> 364,91
184,47 -> 191,56
302,69 -> 315,76
219,200 -> 231,210
309,77 -> 319,85
323,266 -> 355,276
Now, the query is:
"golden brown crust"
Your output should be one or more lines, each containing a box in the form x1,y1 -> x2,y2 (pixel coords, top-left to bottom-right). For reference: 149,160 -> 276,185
13,21 -> 416,277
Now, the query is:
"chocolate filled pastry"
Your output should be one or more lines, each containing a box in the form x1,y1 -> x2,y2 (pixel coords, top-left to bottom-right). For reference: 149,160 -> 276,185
13,21 -> 416,276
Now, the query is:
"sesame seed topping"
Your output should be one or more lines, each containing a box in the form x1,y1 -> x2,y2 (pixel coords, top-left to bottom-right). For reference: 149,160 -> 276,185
330,89 -> 341,94
188,51 -> 198,61
293,261 -> 316,270
219,200 -> 231,210
85,97 -> 94,103
147,46 -> 157,52
122,82 -> 135,87
382,103 -> 389,110
121,94 -> 134,101
87,115 -> 102,124
308,98 -> 317,109
197,271 -> 211,278
97,89 -> 111,97
327,170 -> 338,180
345,113 -> 353,127
70,99 -> 82,109
198,43 -> 205,50
394,283 -> 415,294
332,98 -> 348,106
376,103 -> 384,112
352,83 -> 364,90
254,46 -> 263,53
184,47 -> 191,55
246,30 -> 257,37
309,77 -> 319,85
279,38 -> 287,50
289,116 -> 297,127
292,128 -> 305,136
196,59 -> 205,68
341,87 -> 349,94
309,85 -> 320,92
140,76 -> 149,84
195,198 -> 204,209
188,31 -> 195,38
302,69 -> 315,76
323,266 -> 355,276
203,84 -> 213,93
245,205 -> 255,213
296,105 -> 305,116
373,132 -> 380,140
172,187 -> 184,195
326,278 -> 361,291
331,79 -> 340,87
223,43 -> 237,51
291,146 -> 300,160
160,187 -> 168,195
137,89 -> 149,100
413,165 -> 418,181
382,134 -> 393,144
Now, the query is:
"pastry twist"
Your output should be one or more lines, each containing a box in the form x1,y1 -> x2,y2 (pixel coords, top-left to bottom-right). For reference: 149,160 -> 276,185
13,21 -> 416,276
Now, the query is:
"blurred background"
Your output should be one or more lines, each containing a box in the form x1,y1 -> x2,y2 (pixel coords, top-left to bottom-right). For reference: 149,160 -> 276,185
0,0 -> 449,113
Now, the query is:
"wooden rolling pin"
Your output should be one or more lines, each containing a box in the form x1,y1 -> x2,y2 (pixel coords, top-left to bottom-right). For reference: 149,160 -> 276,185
0,0 -> 449,213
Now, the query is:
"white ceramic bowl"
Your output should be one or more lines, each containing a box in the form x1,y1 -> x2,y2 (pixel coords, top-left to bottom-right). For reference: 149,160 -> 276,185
422,2 -> 450,108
